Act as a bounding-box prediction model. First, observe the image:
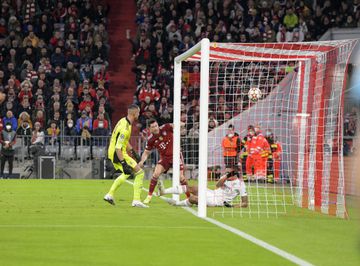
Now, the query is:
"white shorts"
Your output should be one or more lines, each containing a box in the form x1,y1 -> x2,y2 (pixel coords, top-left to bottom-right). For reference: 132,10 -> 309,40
206,189 -> 223,207
238,180 -> 248,197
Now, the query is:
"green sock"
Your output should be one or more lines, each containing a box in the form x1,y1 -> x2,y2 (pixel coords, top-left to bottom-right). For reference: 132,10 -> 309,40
133,170 -> 144,201
108,173 -> 130,197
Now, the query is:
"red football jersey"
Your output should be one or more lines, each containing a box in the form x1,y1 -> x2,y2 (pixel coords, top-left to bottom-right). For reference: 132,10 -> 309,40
145,124 -> 173,158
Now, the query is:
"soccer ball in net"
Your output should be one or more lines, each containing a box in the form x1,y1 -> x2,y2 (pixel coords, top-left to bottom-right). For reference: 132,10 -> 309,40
248,87 -> 262,102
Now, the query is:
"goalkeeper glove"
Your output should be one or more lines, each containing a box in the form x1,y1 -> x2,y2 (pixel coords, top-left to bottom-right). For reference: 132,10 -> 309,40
120,160 -> 133,175
130,149 -> 141,163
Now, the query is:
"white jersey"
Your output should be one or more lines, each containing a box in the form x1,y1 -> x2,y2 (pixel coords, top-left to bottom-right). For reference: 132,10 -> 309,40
207,179 -> 247,207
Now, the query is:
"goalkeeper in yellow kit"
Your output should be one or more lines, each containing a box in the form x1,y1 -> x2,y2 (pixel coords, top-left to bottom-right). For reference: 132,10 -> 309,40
103,104 -> 148,208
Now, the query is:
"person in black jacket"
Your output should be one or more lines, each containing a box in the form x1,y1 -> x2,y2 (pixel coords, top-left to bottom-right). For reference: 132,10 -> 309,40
0,122 -> 17,178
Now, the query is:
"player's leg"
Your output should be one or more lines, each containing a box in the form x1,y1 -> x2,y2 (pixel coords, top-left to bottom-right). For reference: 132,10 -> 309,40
131,159 -> 148,208
0,155 -> 6,177
254,155 -> 265,181
246,155 -> 253,181
168,194 -> 195,206
240,179 -> 248,207
104,161 -> 130,205
260,157 -> 267,181
179,170 -> 191,198
273,155 -> 281,182
158,180 -> 197,196
8,155 -> 14,175
240,196 -> 248,207
143,163 -> 165,204
266,155 -> 274,183
240,154 -> 248,181
104,152 -> 140,205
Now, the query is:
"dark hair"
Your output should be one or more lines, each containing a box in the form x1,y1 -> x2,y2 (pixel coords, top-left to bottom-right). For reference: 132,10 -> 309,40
148,118 -> 158,126
128,104 -> 139,111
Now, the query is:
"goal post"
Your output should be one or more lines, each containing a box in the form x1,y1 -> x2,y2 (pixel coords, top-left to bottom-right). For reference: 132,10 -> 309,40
173,38 -> 210,218
173,39 -> 357,218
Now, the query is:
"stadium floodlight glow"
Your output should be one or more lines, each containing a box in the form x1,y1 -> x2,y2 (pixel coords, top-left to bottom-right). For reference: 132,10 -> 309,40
173,38 -> 357,218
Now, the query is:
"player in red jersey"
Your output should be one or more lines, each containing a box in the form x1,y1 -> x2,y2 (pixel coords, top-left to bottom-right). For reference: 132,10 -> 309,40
138,118 -> 189,204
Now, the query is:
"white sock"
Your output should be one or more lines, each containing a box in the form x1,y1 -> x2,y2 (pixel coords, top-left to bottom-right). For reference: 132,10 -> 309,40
164,185 -> 187,195
176,199 -> 191,207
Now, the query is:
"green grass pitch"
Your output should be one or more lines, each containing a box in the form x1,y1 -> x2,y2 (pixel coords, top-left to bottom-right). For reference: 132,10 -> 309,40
0,179 -> 359,266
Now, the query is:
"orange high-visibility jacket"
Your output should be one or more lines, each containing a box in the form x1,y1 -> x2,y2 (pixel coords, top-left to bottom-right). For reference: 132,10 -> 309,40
222,135 -> 239,157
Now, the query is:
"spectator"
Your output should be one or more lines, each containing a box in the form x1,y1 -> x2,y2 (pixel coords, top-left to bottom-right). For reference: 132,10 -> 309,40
283,8 -> 299,31
93,65 -> 109,87
93,113 -> 110,136
0,122 -> 16,178
63,62 -> 80,85
93,113 -> 109,131
79,94 -> 95,112
51,47 -> 66,67
76,110 -> 93,134
18,111 -> 32,129
16,118 -> 32,147
64,119 -> 77,137
46,121 -> 60,145
18,80 -> 33,102
33,110 -> 46,128
3,111 -> 17,131
0,0 -> 111,144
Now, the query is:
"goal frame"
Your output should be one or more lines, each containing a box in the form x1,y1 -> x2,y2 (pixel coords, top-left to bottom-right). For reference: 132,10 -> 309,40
172,38 -> 356,218
173,38 -> 210,218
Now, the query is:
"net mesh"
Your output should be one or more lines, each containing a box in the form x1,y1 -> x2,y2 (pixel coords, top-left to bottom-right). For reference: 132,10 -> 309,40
176,41 -> 356,218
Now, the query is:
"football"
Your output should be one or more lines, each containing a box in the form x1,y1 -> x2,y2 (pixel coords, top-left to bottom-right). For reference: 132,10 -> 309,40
248,87 -> 262,102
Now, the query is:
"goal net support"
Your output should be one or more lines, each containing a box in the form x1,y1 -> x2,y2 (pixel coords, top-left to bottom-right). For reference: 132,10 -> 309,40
173,39 -> 356,218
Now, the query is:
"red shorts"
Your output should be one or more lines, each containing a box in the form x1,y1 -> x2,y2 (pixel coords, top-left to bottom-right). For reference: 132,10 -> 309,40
158,153 -> 184,173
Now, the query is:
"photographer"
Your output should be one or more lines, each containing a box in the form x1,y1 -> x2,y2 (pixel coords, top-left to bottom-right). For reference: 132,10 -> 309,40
0,122 -> 16,178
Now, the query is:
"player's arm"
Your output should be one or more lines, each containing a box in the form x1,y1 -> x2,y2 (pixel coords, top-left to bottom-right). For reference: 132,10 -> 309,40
215,174 -> 229,188
114,128 -> 133,175
127,143 -> 141,162
137,149 -> 151,167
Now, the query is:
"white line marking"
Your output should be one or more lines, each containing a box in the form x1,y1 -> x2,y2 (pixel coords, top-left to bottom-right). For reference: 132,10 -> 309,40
0,224 -> 216,230
125,180 -> 313,266
183,207 -> 313,266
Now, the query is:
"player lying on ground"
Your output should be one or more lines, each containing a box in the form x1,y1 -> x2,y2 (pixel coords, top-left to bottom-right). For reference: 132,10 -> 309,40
103,104 -> 148,208
137,118 -> 190,204
158,172 -> 248,208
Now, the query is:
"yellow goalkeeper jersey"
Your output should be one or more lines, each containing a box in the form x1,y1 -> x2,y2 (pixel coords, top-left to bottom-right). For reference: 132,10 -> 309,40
108,117 -> 132,163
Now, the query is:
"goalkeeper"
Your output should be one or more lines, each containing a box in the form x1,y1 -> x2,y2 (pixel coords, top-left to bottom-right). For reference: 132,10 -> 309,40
103,104 -> 148,208
158,172 -> 248,208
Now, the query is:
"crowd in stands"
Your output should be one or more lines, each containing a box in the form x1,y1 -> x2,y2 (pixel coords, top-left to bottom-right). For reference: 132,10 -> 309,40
343,108 -> 358,156
0,0 -> 112,150
344,109 -> 358,137
131,0 -> 360,134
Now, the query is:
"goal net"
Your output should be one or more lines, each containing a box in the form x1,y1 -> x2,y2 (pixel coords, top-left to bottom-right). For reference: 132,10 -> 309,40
172,39 -> 356,218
